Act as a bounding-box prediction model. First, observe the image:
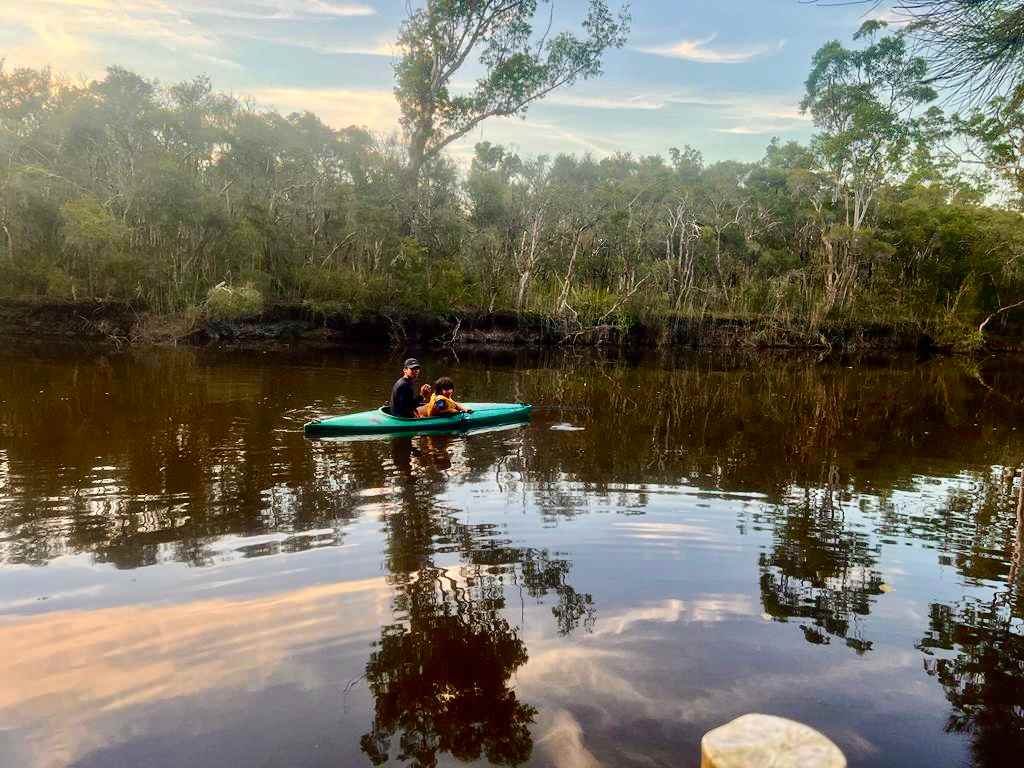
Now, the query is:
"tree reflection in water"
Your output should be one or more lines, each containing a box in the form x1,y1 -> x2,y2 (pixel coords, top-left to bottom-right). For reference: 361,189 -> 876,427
916,469 -> 1024,768
361,437 -> 594,768
360,565 -> 535,767
752,460 -> 1024,764
919,595 -> 1024,768
756,479 -> 884,653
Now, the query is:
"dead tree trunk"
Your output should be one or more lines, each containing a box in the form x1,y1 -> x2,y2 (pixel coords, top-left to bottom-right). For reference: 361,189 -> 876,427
557,223 -> 589,315
979,298 -> 1024,335
1,221 -> 12,262
514,214 -> 543,313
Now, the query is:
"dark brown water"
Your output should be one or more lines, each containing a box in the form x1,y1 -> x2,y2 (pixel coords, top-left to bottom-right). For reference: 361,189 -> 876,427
2,344 -> 1023,768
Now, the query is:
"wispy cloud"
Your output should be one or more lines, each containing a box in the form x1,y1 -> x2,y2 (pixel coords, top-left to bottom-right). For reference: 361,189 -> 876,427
3,1 -> 220,51
712,102 -> 811,136
547,88 -> 790,114
314,40 -> 398,57
715,126 -> 772,135
638,34 -> 785,64
247,87 -> 400,131
542,85 -> 811,141
1,0 -> 230,74
186,1 -> 376,21
305,1 -> 376,17
193,53 -> 245,71
545,93 -> 669,111
1,16 -> 97,72
513,119 -> 619,157
227,32 -> 398,58
1,1 -> 379,75
3,2 -> 812,159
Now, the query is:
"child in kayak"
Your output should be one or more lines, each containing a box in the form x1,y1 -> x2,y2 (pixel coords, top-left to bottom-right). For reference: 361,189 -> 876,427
414,383 -> 434,417
423,377 -> 473,417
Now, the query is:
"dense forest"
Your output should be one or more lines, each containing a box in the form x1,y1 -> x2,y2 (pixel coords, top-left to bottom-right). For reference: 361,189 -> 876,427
1,9 -> 1023,348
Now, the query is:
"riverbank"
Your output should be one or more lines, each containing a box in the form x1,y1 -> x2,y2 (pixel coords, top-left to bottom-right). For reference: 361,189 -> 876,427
1,298 -> 1019,354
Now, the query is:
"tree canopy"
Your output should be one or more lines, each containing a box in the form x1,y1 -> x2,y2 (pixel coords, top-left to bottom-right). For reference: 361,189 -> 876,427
395,0 -> 630,182
807,1 -> 1024,106
1,19 -> 1023,348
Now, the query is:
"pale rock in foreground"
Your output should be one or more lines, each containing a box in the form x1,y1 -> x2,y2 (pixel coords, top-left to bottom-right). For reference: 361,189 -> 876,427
700,713 -> 846,768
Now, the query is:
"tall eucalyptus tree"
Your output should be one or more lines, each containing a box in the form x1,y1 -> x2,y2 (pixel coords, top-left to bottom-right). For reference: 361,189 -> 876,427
394,0 -> 630,184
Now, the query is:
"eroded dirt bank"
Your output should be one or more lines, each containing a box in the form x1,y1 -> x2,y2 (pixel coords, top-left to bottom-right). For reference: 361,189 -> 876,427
1,298 -> 1019,354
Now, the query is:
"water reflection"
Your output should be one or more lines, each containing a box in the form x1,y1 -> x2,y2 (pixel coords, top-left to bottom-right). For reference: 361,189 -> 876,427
3,344 -> 1024,767
361,564 -> 535,767
756,482 -> 884,653
4,348 -> 1024,570
363,440 -> 593,766
0,576 -> 392,768
917,470 -> 1024,768
920,594 -> 1024,768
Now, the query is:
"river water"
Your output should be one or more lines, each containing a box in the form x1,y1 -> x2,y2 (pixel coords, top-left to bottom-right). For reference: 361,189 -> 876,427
1,344 -> 1023,768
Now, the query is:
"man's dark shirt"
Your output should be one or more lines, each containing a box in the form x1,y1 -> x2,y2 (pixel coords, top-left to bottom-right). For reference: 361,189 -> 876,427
390,376 -> 422,418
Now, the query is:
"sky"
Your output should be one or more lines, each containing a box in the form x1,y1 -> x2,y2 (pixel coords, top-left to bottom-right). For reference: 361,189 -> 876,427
0,1 -> 902,164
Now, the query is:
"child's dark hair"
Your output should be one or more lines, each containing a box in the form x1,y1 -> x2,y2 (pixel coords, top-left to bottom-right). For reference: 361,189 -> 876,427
433,376 -> 455,393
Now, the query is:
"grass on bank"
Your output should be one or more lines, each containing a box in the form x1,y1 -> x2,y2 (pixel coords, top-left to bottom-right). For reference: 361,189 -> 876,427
0,256 -> 1001,353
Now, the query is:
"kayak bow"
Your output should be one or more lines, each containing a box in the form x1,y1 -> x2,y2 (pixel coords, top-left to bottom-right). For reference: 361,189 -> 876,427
304,403 -> 532,438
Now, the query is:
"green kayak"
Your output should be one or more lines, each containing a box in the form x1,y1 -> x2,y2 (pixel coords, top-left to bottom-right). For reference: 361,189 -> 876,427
304,403 -> 532,438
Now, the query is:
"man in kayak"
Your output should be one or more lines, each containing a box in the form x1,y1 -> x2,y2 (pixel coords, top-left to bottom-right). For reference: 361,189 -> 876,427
390,358 -> 430,418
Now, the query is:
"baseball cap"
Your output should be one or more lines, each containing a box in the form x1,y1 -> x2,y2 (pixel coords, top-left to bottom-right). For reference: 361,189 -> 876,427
403,358 -> 421,369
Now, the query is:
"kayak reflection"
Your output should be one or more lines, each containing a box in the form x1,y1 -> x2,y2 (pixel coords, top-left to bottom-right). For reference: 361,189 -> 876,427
390,435 -> 454,478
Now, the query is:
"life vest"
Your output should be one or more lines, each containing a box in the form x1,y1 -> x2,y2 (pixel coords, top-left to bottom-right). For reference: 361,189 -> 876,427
425,393 -> 458,417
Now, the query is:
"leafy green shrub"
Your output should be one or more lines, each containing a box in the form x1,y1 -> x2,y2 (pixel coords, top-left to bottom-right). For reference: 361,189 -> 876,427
296,264 -> 348,303
569,287 -> 619,325
423,258 -> 471,314
934,315 -> 985,353
46,267 -> 75,298
0,261 -> 49,297
237,269 -> 277,302
296,264 -> 394,316
205,282 -> 264,320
